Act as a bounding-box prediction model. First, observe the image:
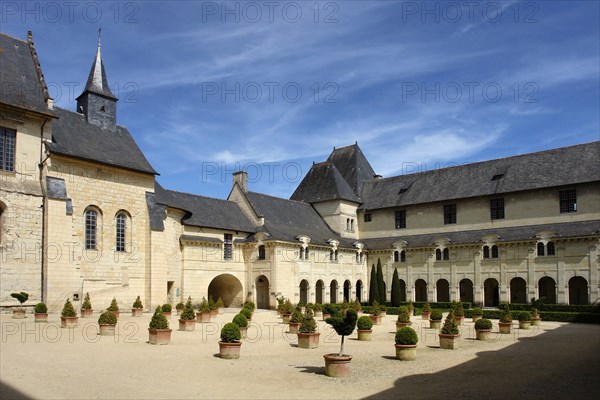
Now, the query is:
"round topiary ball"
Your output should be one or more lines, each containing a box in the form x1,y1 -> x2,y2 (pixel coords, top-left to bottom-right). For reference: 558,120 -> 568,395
357,315 -> 373,330
395,327 -> 418,345
221,322 -> 241,342
34,302 -> 47,314
475,318 -> 492,330
240,307 -> 252,320
430,310 -> 443,321
232,313 -> 248,328
98,311 -> 117,325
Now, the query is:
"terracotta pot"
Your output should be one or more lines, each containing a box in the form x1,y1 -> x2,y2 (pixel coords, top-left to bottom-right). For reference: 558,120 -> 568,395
395,344 -> 417,361
499,322 -> 512,334
430,320 -> 441,330
357,329 -> 372,341
282,314 -> 292,324
239,326 -> 248,339
297,332 -> 320,349
455,316 -> 464,325
132,308 -> 143,317
475,329 -> 491,341
323,353 -> 352,377
163,311 -> 172,318
196,312 -> 211,323
99,324 -> 116,336
219,341 -> 242,359
439,333 -> 460,349
421,311 -> 431,320
34,313 -> 48,323
61,316 -> 79,328
148,328 -> 172,345
472,316 -> 481,323
519,320 -> 531,330
369,315 -> 382,325
210,309 -> 218,318
12,309 -> 26,319
81,309 -> 94,318
531,316 -> 541,326
396,321 -> 412,331
288,322 -> 301,334
179,319 -> 196,331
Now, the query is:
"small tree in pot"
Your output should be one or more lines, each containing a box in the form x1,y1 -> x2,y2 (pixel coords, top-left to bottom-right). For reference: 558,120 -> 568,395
369,301 -> 382,325
474,318 -> 492,340
216,297 -> 225,314
471,307 -> 483,323
219,323 -> 242,359
396,306 -> 412,330
298,309 -> 320,349
98,311 -> 118,336
429,309 -> 443,330
281,300 -> 294,323
439,310 -> 460,349
407,300 -> 414,316
61,298 -> 78,328
132,295 -> 144,317
499,304 -> 512,334
421,302 -> 432,320
107,298 -> 120,319
323,309 -> 357,377
148,306 -> 171,345
161,304 -> 172,317
240,306 -> 253,322
196,297 -> 211,323
395,327 -> 418,360
518,311 -> 532,330
34,302 -> 48,323
313,303 -> 323,318
175,302 -> 184,316
232,313 -> 249,338
10,292 -> 28,319
356,315 -> 373,341
81,292 -> 93,318
179,297 -> 196,331
208,296 -> 218,318
288,308 -> 304,334
452,301 -> 465,325
530,297 -> 543,326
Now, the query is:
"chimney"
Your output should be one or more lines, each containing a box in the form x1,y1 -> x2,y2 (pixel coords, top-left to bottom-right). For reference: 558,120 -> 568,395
233,171 -> 248,193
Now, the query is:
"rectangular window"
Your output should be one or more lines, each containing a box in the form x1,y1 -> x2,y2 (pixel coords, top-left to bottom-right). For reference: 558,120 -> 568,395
559,190 -> 577,213
0,127 -> 17,172
364,213 -> 372,222
490,198 -> 505,220
443,204 -> 457,225
395,210 -> 406,229
224,234 -> 233,259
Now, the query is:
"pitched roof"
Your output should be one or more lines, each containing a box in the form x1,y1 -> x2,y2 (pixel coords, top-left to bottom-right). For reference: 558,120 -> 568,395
0,32 -> 50,114
245,191 -> 355,247
362,220 -> 600,250
154,183 -> 255,232
46,107 -> 157,175
290,161 -> 361,203
327,144 -> 376,198
360,141 -> 600,210
77,33 -> 116,100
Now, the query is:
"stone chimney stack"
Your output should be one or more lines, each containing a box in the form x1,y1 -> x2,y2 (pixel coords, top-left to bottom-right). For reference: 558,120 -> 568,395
233,171 -> 248,193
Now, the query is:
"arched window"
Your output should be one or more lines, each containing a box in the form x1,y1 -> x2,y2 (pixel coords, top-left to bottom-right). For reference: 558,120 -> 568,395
547,241 -> 555,256
304,247 -> 309,260
491,245 -> 499,259
537,242 -> 545,256
394,250 -> 399,262
330,249 -> 334,261
115,212 -> 127,252
85,208 -> 98,250
350,219 -> 354,231
483,245 -> 490,259
400,250 -> 406,262
0,203 -> 5,244
346,218 -> 350,231
334,250 -> 339,262
443,248 -> 450,261
435,248 -> 442,261
258,245 -> 266,260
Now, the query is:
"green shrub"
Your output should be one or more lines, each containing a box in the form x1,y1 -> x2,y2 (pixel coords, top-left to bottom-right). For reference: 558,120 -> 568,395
216,297 -> 224,308
107,298 -> 119,312
98,311 -> 117,325
11,292 -> 29,305
471,307 -> 483,316
326,309 -> 357,356
299,313 -> 317,333
176,302 -> 184,310
61,299 -> 77,318
371,300 -> 382,316
149,306 -> 169,329
34,302 -> 47,314
290,309 -> 303,323
220,322 -> 241,342
518,311 -> 531,321
82,293 -> 92,310
452,301 -> 465,317
397,306 -> 410,323
313,303 -> 323,311
407,300 -> 414,314
323,303 -> 337,316
430,310 -> 443,321
423,302 -> 432,312
395,327 -> 418,345
500,305 -> 513,323
208,296 -> 217,311
198,297 -> 210,313
281,299 -> 294,314
441,310 -> 459,335
380,304 -> 387,312
475,318 -> 492,330
232,313 -> 248,328
132,295 -> 143,309
357,315 -> 374,330
180,297 -> 196,320
161,304 -> 172,312
240,307 -> 252,320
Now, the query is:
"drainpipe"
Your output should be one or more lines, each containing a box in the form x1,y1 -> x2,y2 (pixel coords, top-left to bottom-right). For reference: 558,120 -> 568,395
38,118 -> 48,303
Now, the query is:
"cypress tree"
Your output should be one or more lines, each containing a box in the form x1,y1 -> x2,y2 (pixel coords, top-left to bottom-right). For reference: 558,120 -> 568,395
369,264 -> 379,305
391,268 -> 401,306
376,258 -> 385,304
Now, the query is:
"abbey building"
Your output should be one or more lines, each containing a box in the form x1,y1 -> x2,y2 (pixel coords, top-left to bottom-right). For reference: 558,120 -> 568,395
1,31 -> 598,311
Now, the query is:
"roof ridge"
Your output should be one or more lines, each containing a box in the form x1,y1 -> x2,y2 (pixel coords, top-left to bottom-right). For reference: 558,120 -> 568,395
163,186 -> 232,203
248,191 -> 312,206
0,32 -> 28,43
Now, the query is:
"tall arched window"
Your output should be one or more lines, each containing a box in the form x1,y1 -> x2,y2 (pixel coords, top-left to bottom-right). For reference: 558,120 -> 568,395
546,241 -> 555,256
400,250 -> 406,262
85,209 -> 98,250
304,247 -> 309,260
491,245 -> 499,259
394,250 -> 399,262
350,219 -> 354,231
537,242 -> 545,256
435,248 -> 442,261
482,245 -> 490,259
443,248 -> 450,260
0,203 -> 5,244
115,212 -> 127,252
258,245 -> 266,260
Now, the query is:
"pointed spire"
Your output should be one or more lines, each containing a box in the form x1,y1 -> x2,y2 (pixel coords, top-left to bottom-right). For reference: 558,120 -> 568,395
80,28 -> 116,99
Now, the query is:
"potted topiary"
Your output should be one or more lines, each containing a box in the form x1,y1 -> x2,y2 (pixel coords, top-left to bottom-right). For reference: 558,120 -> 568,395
161,304 -> 172,317
471,307 -> 483,323
196,297 -> 211,323
369,301 -> 382,325
421,302 -> 432,320
288,308 -> 303,334
356,315 -> 373,341
498,305 -> 512,334
131,295 -> 143,317
107,297 -> 120,319
216,297 -> 225,314
10,292 -> 28,319
323,309 -> 357,377
34,302 -> 48,322
439,310 -> 460,349
298,310 -> 320,349
453,301 -> 465,325
176,302 -> 184,316
208,296 -> 218,318
395,327 -> 418,361
276,295 -> 286,315
232,313 -> 249,338
243,302 -> 255,319
396,306 -> 412,330
61,298 -> 78,328
429,309 -> 443,330
531,297 -> 543,326
281,300 -> 294,323
407,300 -> 414,316
474,318 -> 492,340
518,311 -> 532,330
148,306 -> 171,345
179,297 -> 196,331
380,304 -> 387,317
219,322 -> 242,359
81,292 -> 93,318
240,306 -> 253,322
352,301 -> 363,317
297,301 -> 306,314
98,311 -> 117,336
313,303 -> 323,319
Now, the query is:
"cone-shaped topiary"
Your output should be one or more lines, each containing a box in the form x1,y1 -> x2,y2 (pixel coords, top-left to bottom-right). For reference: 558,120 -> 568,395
198,297 -> 210,313
232,313 -> 248,328
221,322 -> 241,342
290,309 -> 304,323
10,292 -> 28,306
208,296 -> 217,311
395,327 -> 418,345
371,300 -> 382,316
369,265 -> 379,305
397,306 -> 411,323
441,310 -> 459,335
357,315 -> 373,330
98,311 -> 117,325
107,298 -> 119,312
500,304 -> 513,323
82,293 -> 92,310
391,268 -> 401,307
452,301 -> 464,317
376,258 -> 385,304
180,297 -> 196,320
216,297 -> 224,309
132,296 -> 143,309
423,302 -> 432,312
149,306 -> 169,329
34,302 -> 47,314
430,310 -> 443,321
299,310 -> 317,333
61,298 -> 77,317
326,309 -> 357,356
475,318 -> 492,330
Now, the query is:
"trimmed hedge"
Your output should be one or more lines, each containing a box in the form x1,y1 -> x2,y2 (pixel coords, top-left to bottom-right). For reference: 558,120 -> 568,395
363,301 -> 472,310
463,309 -> 600,324
500,303 -> 600,313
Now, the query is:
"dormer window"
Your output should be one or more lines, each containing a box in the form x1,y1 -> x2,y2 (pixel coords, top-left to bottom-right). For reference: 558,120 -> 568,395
258,245 -> 266,260
491,174 -> 504,181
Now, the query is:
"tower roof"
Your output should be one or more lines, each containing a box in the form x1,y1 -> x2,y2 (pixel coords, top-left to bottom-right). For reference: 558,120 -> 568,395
326,143 -> 376,198
77,30 -> 116,100
290,161 -> 362,203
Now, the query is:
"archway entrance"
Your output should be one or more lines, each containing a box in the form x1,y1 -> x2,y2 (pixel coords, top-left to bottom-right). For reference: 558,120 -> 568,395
510,277 -> 527,304
343,280 -> 351,302
538,276 -> 556,304
415,279 -> 427,302
255,275 -> 270,309
569,276 -> 588,305
316,280 -> 324,304
399,279 -> 406,302
459,279 -> 474,303
484,278 -> 499,307
299,279 -> 309,305
330,280 -> 338,303
436,279 -> 450,302
208,274 -> 243,307
356,280 -> 363,303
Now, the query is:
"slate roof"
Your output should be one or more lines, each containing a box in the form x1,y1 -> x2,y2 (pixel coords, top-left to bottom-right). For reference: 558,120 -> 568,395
179,235 -> 223,244
361,220 -> 600,250
46,107 -> 157,175
77,35 -> 117,100
360,141 -> 600,211
245,191 -> 355,247
154,183 -> 255,232
290,162 -> 361,203
0,32 -> 51,114
327,144 -> 376,197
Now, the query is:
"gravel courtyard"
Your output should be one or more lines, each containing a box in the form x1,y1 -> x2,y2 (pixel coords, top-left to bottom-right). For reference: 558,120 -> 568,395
1,309 -> 598,400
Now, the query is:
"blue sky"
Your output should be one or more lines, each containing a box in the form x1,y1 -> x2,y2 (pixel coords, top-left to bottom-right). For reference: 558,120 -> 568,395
2,1 -> 599,198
